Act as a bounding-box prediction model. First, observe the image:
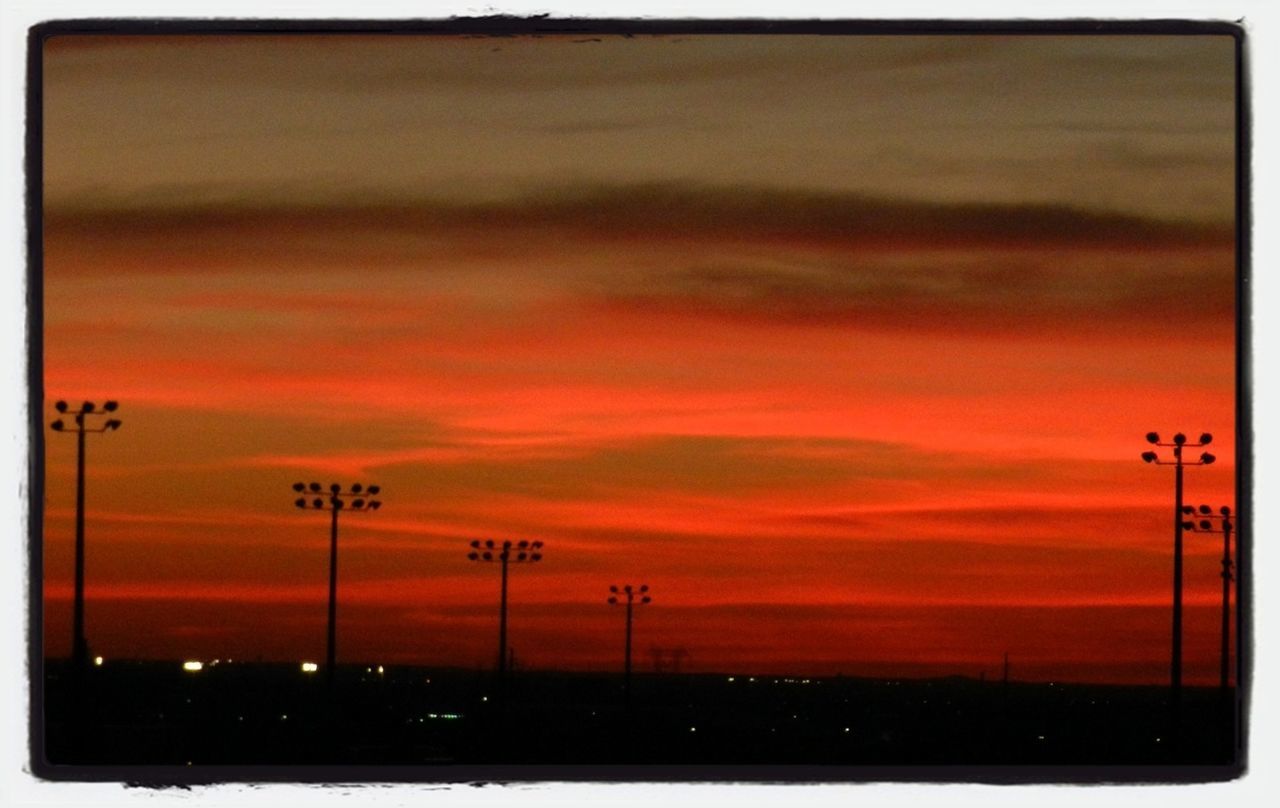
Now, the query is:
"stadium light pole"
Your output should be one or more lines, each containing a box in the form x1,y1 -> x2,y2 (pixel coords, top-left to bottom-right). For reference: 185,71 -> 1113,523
608,584 -> 651,707
292,481 -> 382,687
1181,504 -> 1234,693
1142,431 -> 1214,713
50,400 -> 121,673
468,539 -> 543,696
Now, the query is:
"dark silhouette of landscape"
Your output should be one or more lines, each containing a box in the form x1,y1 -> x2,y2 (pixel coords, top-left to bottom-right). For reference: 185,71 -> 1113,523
40,657 -> 1239,776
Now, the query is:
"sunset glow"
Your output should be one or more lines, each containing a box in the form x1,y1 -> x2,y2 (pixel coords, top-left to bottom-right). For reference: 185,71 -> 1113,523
40,33 -> 1238,684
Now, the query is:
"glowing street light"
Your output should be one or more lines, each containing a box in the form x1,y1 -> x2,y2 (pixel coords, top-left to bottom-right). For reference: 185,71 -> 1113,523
50,399 -> 122,672
467,539 -> 543,692
1142,431 -> 1215,709
1181,504 -> 1235,693
608,584 -> 651,707
292,481 -> 382,686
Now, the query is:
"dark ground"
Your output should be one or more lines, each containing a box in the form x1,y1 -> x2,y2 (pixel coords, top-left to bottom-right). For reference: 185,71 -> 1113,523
36,659 -> 1243,780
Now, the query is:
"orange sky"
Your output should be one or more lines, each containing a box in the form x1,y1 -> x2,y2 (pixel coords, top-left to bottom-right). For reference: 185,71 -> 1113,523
39,33 -> 1238,683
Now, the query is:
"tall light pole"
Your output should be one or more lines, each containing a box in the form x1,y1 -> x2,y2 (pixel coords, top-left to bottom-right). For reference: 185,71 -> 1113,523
292,481 -> 382,687
1181,504 -> 1234,693
468,539 -> 543,695
50,400 -> 121,673
608,584 -> 650,707
1142,431 -> 1215,713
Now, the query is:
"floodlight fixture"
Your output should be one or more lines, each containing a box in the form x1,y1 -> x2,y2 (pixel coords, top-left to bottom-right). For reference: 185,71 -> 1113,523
48,398 -> 124,672
1140,428 -> 1219,711
609,583 -> 653,707
1183,503 -> 1237,693
467,538 -> 547,691
288,481 -> 385,687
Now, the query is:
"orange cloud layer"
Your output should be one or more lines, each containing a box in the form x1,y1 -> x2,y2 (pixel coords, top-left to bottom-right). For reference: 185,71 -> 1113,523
39,192 -> 1237,683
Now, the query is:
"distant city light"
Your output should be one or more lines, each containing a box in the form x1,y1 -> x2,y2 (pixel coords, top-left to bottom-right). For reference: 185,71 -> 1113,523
301,662 -> 318,673
377,665 -> 385,675
93,656 -> 103,666
689,726 -> 697,732
727,676 -> 735,682
182,661 -> 203,672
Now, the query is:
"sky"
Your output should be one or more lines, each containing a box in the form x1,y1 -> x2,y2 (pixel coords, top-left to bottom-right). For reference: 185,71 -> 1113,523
38,31 -> 1239,683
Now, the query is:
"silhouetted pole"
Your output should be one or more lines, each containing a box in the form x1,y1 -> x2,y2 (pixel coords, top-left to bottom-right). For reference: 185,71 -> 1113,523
1143,431 -> 1215,716
608,584 -> 651,707
327,501 -> 339,679
1182,504 -> 1234,692
468,539 -> 544,699
499,555 -> 508,676
1220,515 -> 1234,693
50,400 -> 121,673
292,481 -> 383,688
